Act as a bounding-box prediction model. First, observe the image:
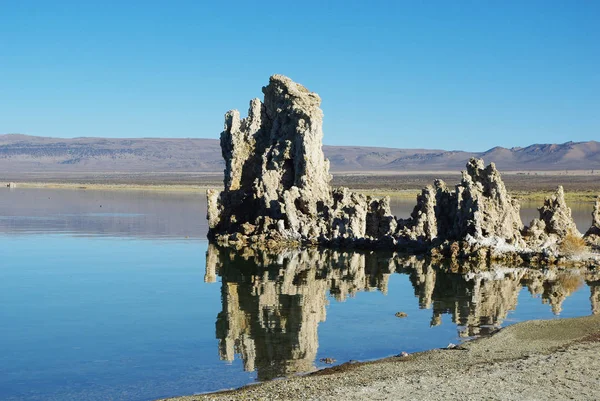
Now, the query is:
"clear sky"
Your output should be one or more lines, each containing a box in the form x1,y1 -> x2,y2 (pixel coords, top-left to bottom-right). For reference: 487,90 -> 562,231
1,1 -> 598,151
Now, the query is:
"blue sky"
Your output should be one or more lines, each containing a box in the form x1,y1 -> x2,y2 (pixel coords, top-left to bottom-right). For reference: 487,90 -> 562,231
1,1 -> 598,151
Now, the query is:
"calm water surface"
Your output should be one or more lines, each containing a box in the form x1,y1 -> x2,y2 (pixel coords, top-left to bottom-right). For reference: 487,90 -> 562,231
0,188 -> 597,401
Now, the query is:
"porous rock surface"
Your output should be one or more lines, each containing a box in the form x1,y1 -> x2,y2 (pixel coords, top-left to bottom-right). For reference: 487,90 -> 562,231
525,186 -> 582,251
400,159 -> 524,246
207,75 -> 599,262
537,186 -> 580,236
585,197 -> 600,245
207,74 -> 395,247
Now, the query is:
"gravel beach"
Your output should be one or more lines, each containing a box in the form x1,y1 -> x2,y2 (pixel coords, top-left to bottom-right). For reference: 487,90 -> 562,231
160,315 -> 600,401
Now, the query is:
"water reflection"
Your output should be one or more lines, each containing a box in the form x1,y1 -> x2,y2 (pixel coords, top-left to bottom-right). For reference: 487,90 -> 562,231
0,188 -> 207,238
589,280 -> 600,315
411,265 -> 584,336
207,245 -> 599,380
209,246 -> 396,380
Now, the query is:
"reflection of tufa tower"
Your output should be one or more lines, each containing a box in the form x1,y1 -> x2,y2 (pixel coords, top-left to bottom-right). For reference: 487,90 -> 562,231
589,282 -> 600,315
216,260 -> 328,380
206,246 -> 594,379
405,259 -> 590,337
406,260 -> 526,336
584,270 -> 600,315
538,272 -> 584,315
207,246 -> 394,380
459,269 -> 525,337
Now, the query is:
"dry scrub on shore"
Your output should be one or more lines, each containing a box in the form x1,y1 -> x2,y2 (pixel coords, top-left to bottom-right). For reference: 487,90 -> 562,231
560,233 -> 589,256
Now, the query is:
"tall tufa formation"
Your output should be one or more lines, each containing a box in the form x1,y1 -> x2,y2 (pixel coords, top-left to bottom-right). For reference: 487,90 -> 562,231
207,75 -> 395,246
208,75 -> 331,238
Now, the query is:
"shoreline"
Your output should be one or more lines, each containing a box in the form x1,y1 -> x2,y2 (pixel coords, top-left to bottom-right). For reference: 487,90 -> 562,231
160,314 -> 600,401
6,182 -> 216,193
3,181 -> 597,202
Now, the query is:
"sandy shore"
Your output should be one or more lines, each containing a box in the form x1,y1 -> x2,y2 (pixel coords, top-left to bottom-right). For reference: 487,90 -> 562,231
160,315 -> 600,401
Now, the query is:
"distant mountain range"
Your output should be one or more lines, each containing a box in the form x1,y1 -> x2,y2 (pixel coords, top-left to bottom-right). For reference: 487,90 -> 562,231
0,134 -> 598,173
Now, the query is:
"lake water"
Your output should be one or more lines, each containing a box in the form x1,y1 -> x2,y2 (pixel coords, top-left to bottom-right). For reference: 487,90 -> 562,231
0,188 -> 598,401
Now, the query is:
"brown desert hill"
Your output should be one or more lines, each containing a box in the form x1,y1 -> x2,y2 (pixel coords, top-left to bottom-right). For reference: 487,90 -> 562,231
382,149 -> 477,171
322,145 -> 455,171
0,134 -> 223,172
0,134 -> 598,173
481,141 -> 600,171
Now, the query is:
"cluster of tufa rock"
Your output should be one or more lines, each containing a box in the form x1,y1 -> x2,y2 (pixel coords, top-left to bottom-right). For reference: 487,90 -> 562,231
585,197 -> 600,246
398,159 -> 524,246
207,244 -> 600,354
207,75 -> 599,262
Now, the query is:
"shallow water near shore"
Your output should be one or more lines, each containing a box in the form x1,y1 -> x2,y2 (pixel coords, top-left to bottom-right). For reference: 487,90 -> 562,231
0,188 -> 597,401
